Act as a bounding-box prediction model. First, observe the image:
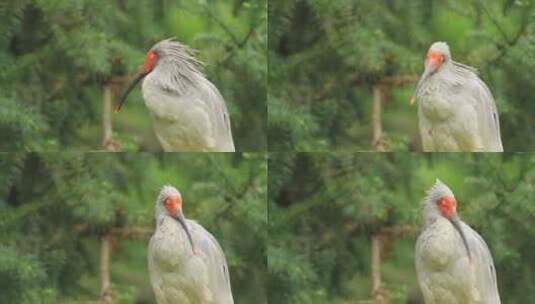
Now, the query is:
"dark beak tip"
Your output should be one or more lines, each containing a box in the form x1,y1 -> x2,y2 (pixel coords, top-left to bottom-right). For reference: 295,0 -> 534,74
115,71 -> 148,113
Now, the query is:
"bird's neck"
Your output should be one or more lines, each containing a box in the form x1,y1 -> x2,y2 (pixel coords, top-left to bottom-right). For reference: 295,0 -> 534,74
156,215 -> 192,243
422,201 -> 443,227
151,59 -> 205,95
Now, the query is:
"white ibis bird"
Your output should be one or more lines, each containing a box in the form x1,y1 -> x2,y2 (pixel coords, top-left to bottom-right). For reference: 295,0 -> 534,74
414,42 -> 503,152
116,38 -> 235,152
415,180 -> 501,304
148,185 -> 234,304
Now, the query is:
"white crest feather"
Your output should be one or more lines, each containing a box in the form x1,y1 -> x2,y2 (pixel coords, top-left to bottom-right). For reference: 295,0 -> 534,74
155,185 -> 181,220
149,38 -> 206,95
425,179 -> 455,203
429,41 -> 451,58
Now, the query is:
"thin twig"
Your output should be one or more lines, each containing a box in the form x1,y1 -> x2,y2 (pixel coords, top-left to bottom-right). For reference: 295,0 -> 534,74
478,0 -> 510,44
203,6 -> 242,47
111,226 -> 152,239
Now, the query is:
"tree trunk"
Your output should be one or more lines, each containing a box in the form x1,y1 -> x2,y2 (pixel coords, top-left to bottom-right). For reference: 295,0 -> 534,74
371,233 -> 385,304
100,234 -> 112,304
100,234 -> 113,304
102,81 -> 119,151
372,85 -> 386,151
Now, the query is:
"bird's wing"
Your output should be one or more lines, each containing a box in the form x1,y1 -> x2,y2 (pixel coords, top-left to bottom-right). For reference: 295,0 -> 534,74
199,80 -> 235,151
462,223 -> 501,304
468,75 -> 503,151
188,220 -> 234,304
414,233 -> 436,303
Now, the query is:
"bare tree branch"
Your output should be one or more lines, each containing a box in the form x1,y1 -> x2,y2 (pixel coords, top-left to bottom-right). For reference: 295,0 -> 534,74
203,6 -> 242,47
351,74 -> 418,87
111,227 -> 152,239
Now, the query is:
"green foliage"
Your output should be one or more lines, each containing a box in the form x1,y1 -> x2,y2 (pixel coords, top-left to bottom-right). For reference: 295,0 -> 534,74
0,152 -> 267,303
0,246 -> 56,304
0,0 -> 267,151
269,153 -> 535,303
269,0 -> 535,151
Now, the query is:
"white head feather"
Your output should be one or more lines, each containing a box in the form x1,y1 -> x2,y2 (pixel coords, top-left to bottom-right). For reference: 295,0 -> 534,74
155,185 -> 182,221
147,38 -> 206,95
422,179 -> 455,226
429,41 -> 451,59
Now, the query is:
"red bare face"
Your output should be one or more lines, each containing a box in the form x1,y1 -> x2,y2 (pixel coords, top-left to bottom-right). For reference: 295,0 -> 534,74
426,50 -> 445,71
144,51 -> 159,73
164,195 -> 182,217
437,196 -> 456,219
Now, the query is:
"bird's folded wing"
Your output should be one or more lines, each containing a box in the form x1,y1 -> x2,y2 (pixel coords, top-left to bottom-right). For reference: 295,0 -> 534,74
471,77 -> 503,151
201,81 -> 235,151
189,221 -> 234,304
462,223 -> 501,304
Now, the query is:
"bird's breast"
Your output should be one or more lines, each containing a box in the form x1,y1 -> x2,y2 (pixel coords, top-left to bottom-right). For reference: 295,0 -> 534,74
142,77 -> 187,121
418,81 -> 458,122
142,76 -> 216,151
150,220 -> 190,269
417,220 -> 478,303
417,219 -> 462,270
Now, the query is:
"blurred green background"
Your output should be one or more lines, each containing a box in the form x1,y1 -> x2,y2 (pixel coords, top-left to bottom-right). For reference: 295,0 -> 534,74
0,0 -> 266,151
268,0 -> 535,151
269,153 -> 535,303
0,152 -> 267,303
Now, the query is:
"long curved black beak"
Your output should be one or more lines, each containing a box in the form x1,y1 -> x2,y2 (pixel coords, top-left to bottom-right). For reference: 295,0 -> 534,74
114,71 -> 149,112
174,211 -> 196,255
449,216 -> 471,260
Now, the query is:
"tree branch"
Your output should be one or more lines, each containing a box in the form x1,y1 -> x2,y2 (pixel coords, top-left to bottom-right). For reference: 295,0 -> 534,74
351,74 -> 419,87
110,227 -> 152,239
203,7 -> 242,47
489,2 -> 531,64
380,225 -> 419,237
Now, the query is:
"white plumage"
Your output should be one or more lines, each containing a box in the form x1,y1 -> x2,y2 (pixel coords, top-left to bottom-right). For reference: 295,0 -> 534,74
117,39 -> 235,152
415,42 -> 503,152
148,186 -> 234,304
415,180 -> 501,304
